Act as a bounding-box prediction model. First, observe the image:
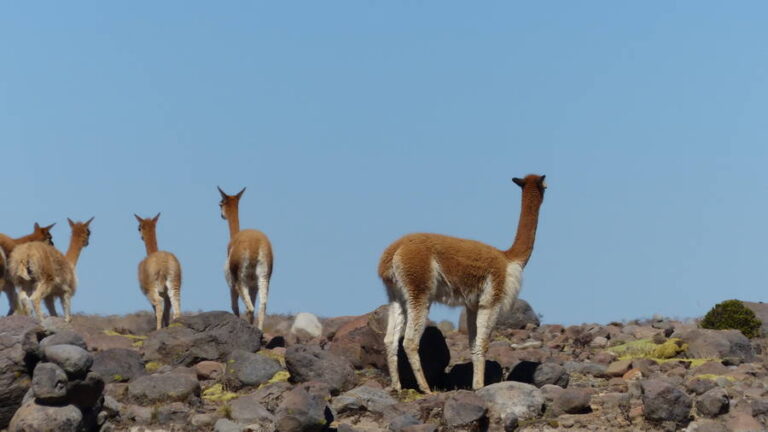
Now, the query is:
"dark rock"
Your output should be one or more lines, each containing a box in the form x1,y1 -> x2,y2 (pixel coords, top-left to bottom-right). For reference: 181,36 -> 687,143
66,371 -> 105,409
226,349 -> 283,389
750,398 -> 768,416
696,388 -> 730,418
459,299 -> 539,331
229,394 -> 276,425
43,345 -> 92,379
563,361 -> 607,377
142,311 -> 262,366
39,331 -> 87,351
154,401 -> 191,424
396,326 -> 450,391
332,385 -> 397,414
552,388 -> 592,415
447,361 -> 503,390
401,425 -> 437,432
503,413 -> 519,432
329,305 -> 388,370
275,386 -> 332,432
533,362 -> 569,388
285,344 -> 356,395
0,316 -> 44,428
91,348 -> 145,383
443,390 -> 487,428
250,381 -> 293,413
266,336 -> 286,349
387,414 -> 420,432
641,379 -> 692,424
31,362 -> 68,404
127,371 -> 200,405
8,400 -> 82,432
506,360 -> 538,384
674,329 -> 754,363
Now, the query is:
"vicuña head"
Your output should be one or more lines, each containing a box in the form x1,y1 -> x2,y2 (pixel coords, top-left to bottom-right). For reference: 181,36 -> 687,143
218,186 -> 245,221
379,174 -> 546,393
29,222 -> 56,246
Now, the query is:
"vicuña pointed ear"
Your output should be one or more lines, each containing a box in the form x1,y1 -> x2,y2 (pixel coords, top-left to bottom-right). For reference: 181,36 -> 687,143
236,187 -> 246,199
44,223 -> 56,230
539,175 -> 547,188
85,216 -> 95,226
152,212 -> 161,222
217,186 -> 228,199
134,214 -> 143,223
67,218 -> 75,227
34,222 -> 40,229
512,177 -> 525,188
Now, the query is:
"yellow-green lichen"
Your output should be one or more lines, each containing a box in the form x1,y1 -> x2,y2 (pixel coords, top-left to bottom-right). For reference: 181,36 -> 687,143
168,322 -> 184,328
266,370 -> 290,385
112,374 -> 126,382
606,338 -> 716,367
695,374 -> 737,382
145,361 -> 164,373
202,383 -> 238,402
103,329 -> 148,341
398,388 -> 425,402
259,350 -> 286,367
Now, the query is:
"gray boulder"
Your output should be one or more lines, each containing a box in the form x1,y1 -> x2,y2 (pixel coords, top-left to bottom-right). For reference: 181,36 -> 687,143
43,345 -> 92,378
741,301 -> 768,336
696,388 -> 730,418
641,379 -> 692,424
66,371 -> 105,409
329,305 -> 389,370
673,328 -> 754,363
276,386 -> 331,432
127,371 -> 200,405
551,388 -> 592,415
91,348 -> 145,383
31,362 -> 68,404
226,349 -> 283,389
442,390 -> 487,429
39,331 -> 87,351
142,311 -> 262,366
533,362 -> 569,388
0,316 -> 44,428
476,381 -> 544,423
285,344 -> 356,395
8,400 -> 82,432
228,394 -> 275,425
331,385 -> 397,414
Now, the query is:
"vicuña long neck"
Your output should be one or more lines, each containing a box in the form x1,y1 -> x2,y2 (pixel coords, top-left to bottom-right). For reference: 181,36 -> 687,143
143,232 -> 159,255
505,186 -> 544,267
65,238 -> 84,267
15,232 -> 40,244
227,210 -> 240,240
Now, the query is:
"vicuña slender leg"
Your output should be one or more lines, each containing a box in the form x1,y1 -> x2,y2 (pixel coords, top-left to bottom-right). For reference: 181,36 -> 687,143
150,290 -> 164,330
44,297 -> 58,317
238,282 -> 256,325
3,282 -> 18,316
62,293 -> 72,323
466,306 -> 478,352
29,286 -> 46,320
170,283 -> 181,322
472,304 -> 502,390
384,300 -> 405,390
403,298 -> 431,393
256,264 -> 269,331
229,286 -> 240,317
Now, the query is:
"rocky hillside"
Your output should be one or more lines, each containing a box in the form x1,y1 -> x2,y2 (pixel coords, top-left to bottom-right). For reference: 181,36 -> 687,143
2,299 -> 768,432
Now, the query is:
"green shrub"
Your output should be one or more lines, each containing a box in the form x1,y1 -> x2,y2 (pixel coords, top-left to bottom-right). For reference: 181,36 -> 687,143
700,299 -> 762,338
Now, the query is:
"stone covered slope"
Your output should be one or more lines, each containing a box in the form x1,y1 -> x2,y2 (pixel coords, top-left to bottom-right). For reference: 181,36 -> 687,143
1,300 -> 768,431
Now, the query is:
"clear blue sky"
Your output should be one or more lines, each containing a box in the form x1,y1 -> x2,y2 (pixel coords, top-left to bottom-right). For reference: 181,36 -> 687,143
2,2 -> 767,325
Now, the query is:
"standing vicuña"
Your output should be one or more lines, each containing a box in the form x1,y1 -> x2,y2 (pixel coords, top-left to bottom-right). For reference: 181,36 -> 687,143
219,187 -> 273,330
378,174 -> 546,393
0,222 -> 55,315
10,218 -> 92,322
135,213 -> 182,330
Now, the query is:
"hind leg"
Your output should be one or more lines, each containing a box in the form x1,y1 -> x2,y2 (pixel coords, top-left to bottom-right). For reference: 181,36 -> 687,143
28,285 -> 47,321
255,265 -> 270,332
61,293 -> 73,323
44,296 -> 58,317
4,280 -> 19,316
148,288 -> 164,330
169,283 -> 181,322
471,303 -> 502,390
403,298 -> 431,393
238,282 -> 256,325
384,300 -> 406,391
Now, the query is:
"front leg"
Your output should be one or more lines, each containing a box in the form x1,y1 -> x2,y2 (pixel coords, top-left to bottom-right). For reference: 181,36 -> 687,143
471,304 -> 502,390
